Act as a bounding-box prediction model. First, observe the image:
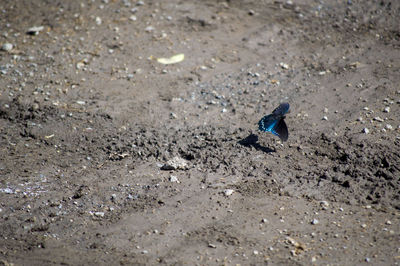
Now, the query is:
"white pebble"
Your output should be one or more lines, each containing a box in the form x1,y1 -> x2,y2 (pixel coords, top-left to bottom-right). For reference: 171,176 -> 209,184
145,26 -> 154,32
1,43 -> 13,51
385,124 -> 393,130
94,211 -> 105,217
362,128 -> 369,134
322,116 -> 328,121
95,17 -> 102,25
311,219 -> 319,225
383,107 -> 390,113
169,175 -> 179,183
224,189 -> 234,196
279,62 -> 289,69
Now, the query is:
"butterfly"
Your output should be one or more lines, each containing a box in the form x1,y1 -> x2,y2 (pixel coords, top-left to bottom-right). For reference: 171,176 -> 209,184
258,102 -> 290,141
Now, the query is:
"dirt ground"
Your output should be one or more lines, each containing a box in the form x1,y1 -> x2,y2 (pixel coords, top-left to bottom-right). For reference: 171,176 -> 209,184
0,0 -> 399,265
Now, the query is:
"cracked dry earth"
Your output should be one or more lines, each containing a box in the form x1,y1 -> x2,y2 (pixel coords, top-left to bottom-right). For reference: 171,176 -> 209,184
0,0 -> 399,265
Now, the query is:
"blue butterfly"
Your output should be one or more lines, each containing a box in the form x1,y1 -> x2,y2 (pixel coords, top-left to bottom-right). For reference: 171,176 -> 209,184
258,103 -> 290,141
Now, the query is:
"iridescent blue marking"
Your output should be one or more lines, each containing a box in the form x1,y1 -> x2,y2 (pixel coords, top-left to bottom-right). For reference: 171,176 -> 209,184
258,103 -> 290,141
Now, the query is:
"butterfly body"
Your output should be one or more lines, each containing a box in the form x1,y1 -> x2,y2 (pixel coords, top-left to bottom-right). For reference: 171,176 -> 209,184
258,103 -> 290,141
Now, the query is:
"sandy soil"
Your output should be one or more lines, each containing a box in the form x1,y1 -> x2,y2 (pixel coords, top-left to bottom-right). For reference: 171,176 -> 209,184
0,0 -> 399,265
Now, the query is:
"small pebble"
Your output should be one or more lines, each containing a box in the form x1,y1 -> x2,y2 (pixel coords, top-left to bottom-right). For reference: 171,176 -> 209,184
224,189 -> 234,196
94,212 -> 105,217
385,124 -> 393,130
374,117 -> 384,122
169,175 -> 179,183
322,116 -> 328,121
1,43 -> 13,51
362,128 -> 369,134
311,219 -> 319,225
280,62 -> 289,69
145,26 -> 154,32
320,201 -> 329,208
27,26 -> 44,35
383,107 -> 390,113
95,17 -> 102,25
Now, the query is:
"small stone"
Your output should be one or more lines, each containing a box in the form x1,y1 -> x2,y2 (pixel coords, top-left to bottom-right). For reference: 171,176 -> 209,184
95,17 -> 102,25
280,62 -> 289,69
253,250 -> 259,255
145,26 -> 154,32
1,43 -> 13,51
27,26 -> 44,35
320,201 -> 329,208
311,219 -> 319,225
323,108 -> 328,113
208,243 -> 216,248
261,218 -> 268,223
76,100 -> 86,105
374,117 -> 384,122
169,175 -> 179,183
76,62 -> 85,69
383,107 -> 390,113
362,128 -> 369,134
94,212 -> 105,217
385,124 -> 393,130
161,157 -> 189,170
129,15 -> 137,21
322,116 -> 328,121
365,257 -> 370,263
361,223 -> 367,228
224,189 -> 234,196
319,71 -> 326,75
386,220 -> 392,225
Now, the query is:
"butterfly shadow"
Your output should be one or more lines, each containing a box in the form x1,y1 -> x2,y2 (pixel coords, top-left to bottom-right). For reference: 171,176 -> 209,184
238,134 -> 275,153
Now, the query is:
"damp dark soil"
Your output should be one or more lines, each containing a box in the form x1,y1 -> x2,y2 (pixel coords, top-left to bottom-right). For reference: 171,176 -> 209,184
0,0 -> 399,265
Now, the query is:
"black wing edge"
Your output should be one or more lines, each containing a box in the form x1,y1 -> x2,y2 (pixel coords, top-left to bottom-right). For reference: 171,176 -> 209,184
272,118 -> 288,141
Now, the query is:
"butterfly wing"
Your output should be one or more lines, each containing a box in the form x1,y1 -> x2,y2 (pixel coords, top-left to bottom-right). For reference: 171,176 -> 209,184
272,102 -> 290,116
258,103 -> 290,141
258,114 -> 278,132
271,118 -> 288,141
